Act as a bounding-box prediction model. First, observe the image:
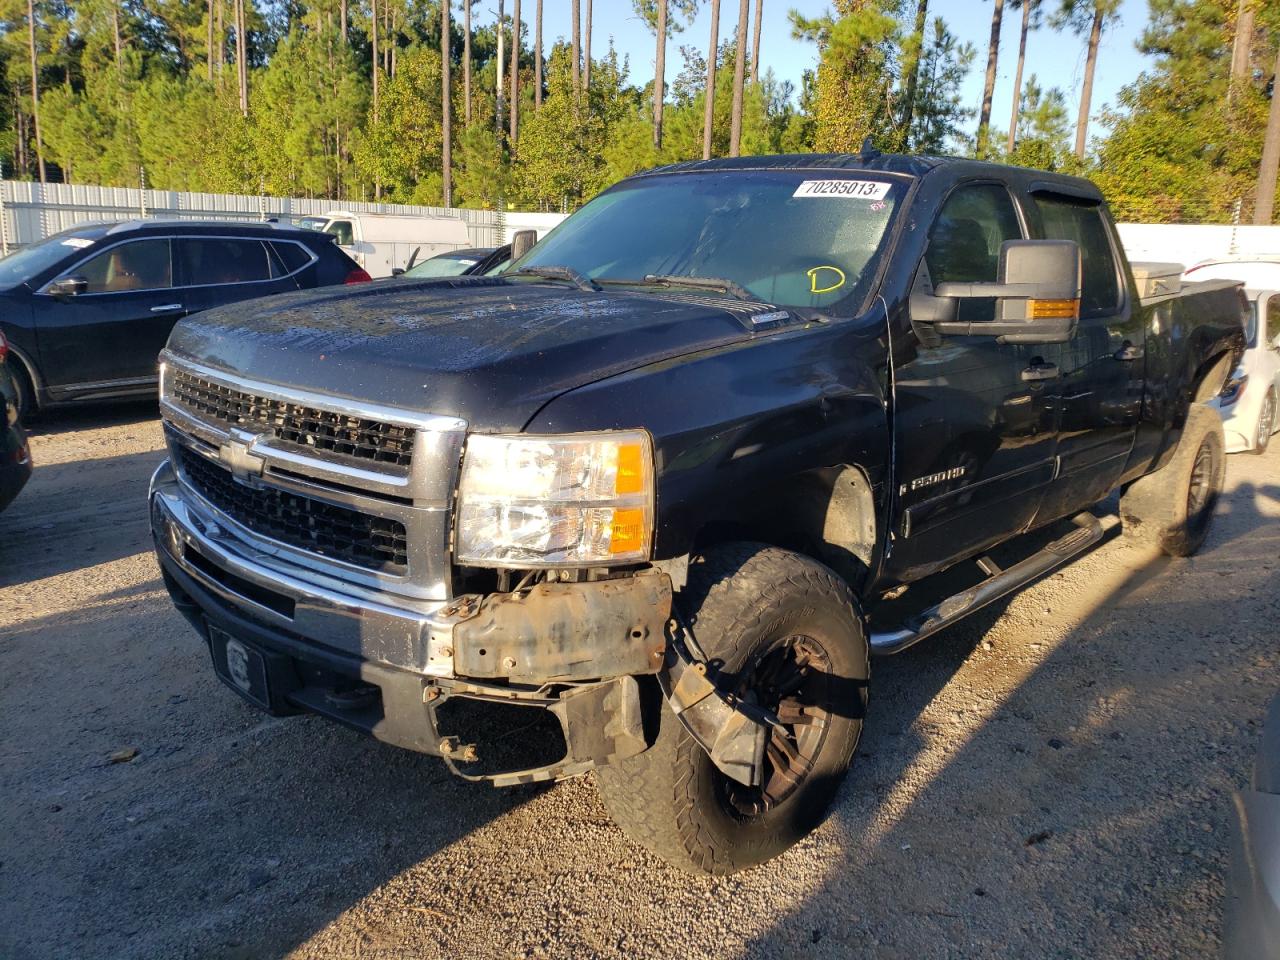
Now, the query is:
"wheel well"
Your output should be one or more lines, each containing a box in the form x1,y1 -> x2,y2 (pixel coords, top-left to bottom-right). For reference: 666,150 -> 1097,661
691,465 -> 877,590
5,343 -> 40,409
1191,351 -> 1233,405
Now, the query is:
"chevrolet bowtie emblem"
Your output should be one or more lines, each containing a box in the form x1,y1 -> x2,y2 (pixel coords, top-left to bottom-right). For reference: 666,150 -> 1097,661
219,428 -> 266,482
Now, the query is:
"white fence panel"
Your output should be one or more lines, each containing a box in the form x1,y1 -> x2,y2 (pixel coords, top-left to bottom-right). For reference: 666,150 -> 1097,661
1117,223 -> 1280,269
0,181 -> 571,254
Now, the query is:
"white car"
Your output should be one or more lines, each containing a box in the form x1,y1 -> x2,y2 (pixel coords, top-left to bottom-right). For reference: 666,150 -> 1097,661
1184,257 -> 1280,454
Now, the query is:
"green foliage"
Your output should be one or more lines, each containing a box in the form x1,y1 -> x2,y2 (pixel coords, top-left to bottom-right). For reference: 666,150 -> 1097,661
1093,0 -> 1278,222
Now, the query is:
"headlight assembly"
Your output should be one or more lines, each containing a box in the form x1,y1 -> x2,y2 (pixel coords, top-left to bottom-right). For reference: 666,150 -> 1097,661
455,431 -> 655,567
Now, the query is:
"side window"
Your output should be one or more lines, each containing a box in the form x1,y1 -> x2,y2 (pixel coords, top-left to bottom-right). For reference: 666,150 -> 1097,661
271,241 -> 313,275
177,239 -> 273,286
925,184 -> 1023,323
1034,194 -> 1119,316
325,220 -> 355,245
71,239 -> 172,293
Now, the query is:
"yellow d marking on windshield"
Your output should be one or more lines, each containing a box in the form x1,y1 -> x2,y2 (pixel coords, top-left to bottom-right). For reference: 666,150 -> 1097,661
807,265 -> 846,295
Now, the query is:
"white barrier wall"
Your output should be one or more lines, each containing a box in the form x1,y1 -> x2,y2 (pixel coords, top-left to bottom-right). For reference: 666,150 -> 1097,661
0,180 -> 570,254
1116,223 -> 1280,269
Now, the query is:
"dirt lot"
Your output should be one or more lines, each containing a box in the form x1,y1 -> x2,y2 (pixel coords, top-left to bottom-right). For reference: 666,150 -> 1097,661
1,405 -> 1276,960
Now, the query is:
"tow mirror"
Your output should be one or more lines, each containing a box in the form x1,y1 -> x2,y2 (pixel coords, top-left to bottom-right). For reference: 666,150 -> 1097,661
911,239 -> 1082,344
510,229 -> 537,261
48,276 -> 88,299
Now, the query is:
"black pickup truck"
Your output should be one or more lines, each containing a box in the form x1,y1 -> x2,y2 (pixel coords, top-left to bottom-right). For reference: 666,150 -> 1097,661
149,153 -> 1246,875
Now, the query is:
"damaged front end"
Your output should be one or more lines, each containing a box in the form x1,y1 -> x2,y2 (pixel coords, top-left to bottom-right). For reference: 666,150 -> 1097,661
422,573 -> 770,788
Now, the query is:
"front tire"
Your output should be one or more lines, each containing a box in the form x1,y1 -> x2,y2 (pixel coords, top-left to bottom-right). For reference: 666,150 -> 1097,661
596,543 -> 869,875
1120,403 -> 1226,557
1251,389 -> 1276,456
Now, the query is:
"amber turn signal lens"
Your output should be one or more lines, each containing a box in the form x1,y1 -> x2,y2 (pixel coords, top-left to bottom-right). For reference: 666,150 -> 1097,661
614,443 -> 646,495
1027,298 -> 1080,319
609,508 -> 647,554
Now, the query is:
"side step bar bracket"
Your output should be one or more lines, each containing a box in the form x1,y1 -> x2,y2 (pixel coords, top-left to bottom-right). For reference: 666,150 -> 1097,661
870,512 -> 1120,656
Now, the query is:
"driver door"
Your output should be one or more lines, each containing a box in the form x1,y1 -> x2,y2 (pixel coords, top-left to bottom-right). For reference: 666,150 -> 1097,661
35,238 -> 183,391
886,182 -> 1062,582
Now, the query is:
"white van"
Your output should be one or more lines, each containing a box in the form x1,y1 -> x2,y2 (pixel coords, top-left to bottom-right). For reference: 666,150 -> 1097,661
296,212 -> 472,278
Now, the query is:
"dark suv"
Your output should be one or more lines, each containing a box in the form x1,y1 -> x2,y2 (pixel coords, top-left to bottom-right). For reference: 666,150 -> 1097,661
0,220 -> 370,416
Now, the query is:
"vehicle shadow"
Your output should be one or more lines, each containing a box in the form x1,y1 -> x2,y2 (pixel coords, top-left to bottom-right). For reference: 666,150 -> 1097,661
21,398 -> 160,438
737,482 -> 1280,957
0,447 -> 167,587
0,585 -> 550,960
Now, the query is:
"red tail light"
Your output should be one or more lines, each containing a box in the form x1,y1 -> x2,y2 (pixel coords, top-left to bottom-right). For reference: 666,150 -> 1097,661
344,268 -> 373,285
0,329 -> 8,362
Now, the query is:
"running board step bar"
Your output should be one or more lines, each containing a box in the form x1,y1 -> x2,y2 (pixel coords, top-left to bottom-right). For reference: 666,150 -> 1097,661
869,512 -> 1120,655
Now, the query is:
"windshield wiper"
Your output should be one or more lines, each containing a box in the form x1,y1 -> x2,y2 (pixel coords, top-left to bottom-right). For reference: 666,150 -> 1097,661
508,265 -> 600,292
630,274 -> 761,302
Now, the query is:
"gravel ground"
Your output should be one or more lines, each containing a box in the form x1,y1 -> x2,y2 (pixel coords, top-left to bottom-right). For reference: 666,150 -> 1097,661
1,405 -> 1276,960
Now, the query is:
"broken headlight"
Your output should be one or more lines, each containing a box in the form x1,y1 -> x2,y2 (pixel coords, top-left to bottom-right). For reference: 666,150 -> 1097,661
455,431 -> 655,567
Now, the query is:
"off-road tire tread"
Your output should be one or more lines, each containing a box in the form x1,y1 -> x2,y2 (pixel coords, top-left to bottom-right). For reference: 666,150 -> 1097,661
1120,403 -> 1225,557
597,542 -> 867,875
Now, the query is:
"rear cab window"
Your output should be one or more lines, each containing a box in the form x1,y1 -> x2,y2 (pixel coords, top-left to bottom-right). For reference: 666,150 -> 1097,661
1033,193 -> 1120,316
325,221 -> 355,246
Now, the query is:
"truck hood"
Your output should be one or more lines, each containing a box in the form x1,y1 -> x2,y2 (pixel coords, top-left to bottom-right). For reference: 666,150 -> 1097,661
164,277 -> 777,432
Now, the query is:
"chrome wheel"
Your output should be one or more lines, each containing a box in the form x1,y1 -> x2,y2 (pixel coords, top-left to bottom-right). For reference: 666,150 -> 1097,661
1258,393 -> 1276,450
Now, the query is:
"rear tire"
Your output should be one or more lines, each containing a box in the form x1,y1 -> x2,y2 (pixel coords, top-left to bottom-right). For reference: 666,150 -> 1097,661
596,542 -> 869,875
1251,389 -> 1275,456
7,359 -> 34,422
1120,404 -> 1225,557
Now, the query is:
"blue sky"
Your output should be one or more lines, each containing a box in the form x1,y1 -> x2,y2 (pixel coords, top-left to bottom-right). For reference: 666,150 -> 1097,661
523,0 -> 1154,144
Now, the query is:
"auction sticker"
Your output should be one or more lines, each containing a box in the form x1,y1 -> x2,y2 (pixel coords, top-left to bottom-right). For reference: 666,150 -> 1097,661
60,237 -> 94,248
792,179 -> 890,200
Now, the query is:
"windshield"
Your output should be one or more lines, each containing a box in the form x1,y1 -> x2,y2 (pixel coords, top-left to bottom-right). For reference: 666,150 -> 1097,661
510,171 -> 905,312
0,230 -> 97,287
405,254 -> 478,279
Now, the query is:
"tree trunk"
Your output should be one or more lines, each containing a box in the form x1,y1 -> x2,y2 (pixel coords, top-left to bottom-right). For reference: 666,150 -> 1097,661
750,0 -> 762,84
112,2 -> 123,69
442,0 -> 452,206
534,0 -> 542,108
977,0 -> 1004,152
702,0 -> 720,159
1006,0 -> 1029,153
583,0 -> 591,92
236,0 -> 248,116
372,0 -> 380,114
653,0 -> 667,149
509,0 -> 520,143
900,0 -> 928,143
207,0 -> 214,80
571,0 -> 580,104
497,0 -> 505,132
1228,0 -> 1255,106
463,0 -> 472,123
728,0 -> 747,156
1254,45 -> 1280,224
340,0 -> 347,41
215,0 -> 224,75
26,0 -> 45,183
1073,3 -> 1102,160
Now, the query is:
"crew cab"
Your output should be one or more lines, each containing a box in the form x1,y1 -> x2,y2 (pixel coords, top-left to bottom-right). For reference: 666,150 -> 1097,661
149,154 -> 1246,875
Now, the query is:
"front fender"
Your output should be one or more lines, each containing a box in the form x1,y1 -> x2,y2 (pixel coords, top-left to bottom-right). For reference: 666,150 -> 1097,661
523,306 -> 893,563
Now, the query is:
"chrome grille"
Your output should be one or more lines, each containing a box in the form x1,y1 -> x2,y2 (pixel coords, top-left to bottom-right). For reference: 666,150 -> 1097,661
176,447 -> 409,573
170,368 -> 415,467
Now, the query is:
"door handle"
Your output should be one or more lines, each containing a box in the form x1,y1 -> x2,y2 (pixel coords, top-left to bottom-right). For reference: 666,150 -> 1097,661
1114,342 -> 1144,361
1021,362 -> 1060,382
150,303 -> 184,314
